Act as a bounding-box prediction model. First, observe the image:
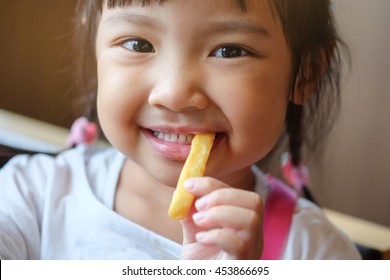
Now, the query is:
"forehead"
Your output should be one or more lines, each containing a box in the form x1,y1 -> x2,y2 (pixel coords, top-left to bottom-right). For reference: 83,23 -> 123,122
104,0 -> 247,10
101,0 -> 278,25
103,0 -> 275,14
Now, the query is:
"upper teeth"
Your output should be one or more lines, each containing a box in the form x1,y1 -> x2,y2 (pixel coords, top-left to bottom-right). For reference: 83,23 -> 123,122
153,131 -> 194,144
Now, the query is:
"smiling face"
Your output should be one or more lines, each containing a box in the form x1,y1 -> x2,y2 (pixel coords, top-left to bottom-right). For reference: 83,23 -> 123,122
95,0 -> 292,188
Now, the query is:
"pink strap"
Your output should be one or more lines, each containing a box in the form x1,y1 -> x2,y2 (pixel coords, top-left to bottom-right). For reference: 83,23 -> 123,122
261,175 -> 298,260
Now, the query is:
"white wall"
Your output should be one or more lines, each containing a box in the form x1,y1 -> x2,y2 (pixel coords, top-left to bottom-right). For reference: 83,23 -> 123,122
312,0 -> 390,227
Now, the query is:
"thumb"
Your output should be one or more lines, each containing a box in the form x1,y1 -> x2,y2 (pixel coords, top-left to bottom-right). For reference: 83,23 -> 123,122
180,201 -> 202,245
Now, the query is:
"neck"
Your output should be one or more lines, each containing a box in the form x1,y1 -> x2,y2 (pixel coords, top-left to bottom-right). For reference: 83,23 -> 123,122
115,159 -> 182,243
217,166 -> 256,191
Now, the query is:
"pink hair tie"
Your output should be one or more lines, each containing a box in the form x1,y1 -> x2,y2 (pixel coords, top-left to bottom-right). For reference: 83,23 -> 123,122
280,152 -> 311,191
66,117 -> 98,147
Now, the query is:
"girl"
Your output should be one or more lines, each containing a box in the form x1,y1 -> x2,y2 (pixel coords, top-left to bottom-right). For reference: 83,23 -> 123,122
0,0 -> 361,259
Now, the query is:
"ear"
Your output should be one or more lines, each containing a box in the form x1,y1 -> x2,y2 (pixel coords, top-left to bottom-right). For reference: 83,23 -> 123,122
290,48 -> 331,105
290,77 -> 314,105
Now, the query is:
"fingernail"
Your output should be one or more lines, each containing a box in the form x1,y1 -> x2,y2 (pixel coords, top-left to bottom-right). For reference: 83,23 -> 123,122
183,179 -> 196,190
195,197 -> 208,210
195,232 -> 206,241
192,212 -> 205,223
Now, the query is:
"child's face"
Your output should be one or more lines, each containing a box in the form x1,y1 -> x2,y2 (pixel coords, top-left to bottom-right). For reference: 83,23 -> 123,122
96,0 -> 292,187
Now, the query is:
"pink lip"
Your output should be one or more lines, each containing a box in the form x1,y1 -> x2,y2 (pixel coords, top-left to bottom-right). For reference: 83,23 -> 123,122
143,129 -> 191,161
141,127 -> 222,162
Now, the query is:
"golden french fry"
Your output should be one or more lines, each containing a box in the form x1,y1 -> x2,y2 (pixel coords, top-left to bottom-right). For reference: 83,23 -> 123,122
168,133 -> 215,220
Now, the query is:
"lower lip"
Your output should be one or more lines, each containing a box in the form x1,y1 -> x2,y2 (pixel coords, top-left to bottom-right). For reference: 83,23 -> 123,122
142,129 -> 192,161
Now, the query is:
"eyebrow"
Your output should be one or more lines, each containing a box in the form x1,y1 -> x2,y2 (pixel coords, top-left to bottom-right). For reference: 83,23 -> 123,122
206,20 -> 272,39
103,12 -> 160,30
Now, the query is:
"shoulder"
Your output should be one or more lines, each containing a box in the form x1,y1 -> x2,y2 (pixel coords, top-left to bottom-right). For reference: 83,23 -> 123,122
0,145 -> 124,259
0,145 -> 122,199
251,165 -> 361,260
283,198 -> 361,259
1,145 -> 119,175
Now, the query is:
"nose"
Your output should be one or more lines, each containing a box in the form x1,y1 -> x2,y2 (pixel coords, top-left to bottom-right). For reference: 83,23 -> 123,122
148,59 -> 209,112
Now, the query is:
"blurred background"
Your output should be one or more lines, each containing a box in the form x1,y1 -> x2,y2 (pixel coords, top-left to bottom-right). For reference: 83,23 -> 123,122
0,0 -> 389,228
0,0 -> 80,127
311,0 -> 390,228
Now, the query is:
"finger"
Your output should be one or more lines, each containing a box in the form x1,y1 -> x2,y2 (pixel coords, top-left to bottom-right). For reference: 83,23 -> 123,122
195,228 -> 262,259
181,202 -> 204,245
196,228 -> 244,259
192,206 -> 262,233
183,177 -> 230,196
194,187 -> 263,212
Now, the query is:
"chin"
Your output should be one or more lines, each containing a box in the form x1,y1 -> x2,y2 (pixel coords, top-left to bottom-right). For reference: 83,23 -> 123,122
143,162 -> 183,188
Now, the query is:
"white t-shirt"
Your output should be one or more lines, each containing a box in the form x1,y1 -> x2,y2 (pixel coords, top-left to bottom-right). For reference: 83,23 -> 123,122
0,146 -> 361,259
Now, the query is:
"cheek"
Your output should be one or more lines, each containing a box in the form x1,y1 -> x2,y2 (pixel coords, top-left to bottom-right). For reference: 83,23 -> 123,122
97,74 -> 127,129
216,69 -> 290,161
230,95 -> 287,156
96,62 -> 144,148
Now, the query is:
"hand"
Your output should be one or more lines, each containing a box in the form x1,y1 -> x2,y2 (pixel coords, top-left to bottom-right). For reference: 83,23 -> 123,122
180,177 -> 264,260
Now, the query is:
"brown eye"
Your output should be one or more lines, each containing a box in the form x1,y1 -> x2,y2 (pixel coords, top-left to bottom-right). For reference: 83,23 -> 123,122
212,46 -> 248,58
123,39 -> 155,53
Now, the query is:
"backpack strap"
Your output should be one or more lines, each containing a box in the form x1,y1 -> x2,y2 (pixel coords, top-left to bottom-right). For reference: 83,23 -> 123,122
261,175 -> 298,260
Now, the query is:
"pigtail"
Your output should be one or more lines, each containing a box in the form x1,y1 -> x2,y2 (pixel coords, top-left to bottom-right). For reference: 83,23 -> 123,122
286,102 -> 303,166
268,0 -> 349,204
283,103 -> 318,204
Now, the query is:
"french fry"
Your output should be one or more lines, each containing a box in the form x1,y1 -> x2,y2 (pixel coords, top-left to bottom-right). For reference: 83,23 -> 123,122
168,133 -> 215,220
